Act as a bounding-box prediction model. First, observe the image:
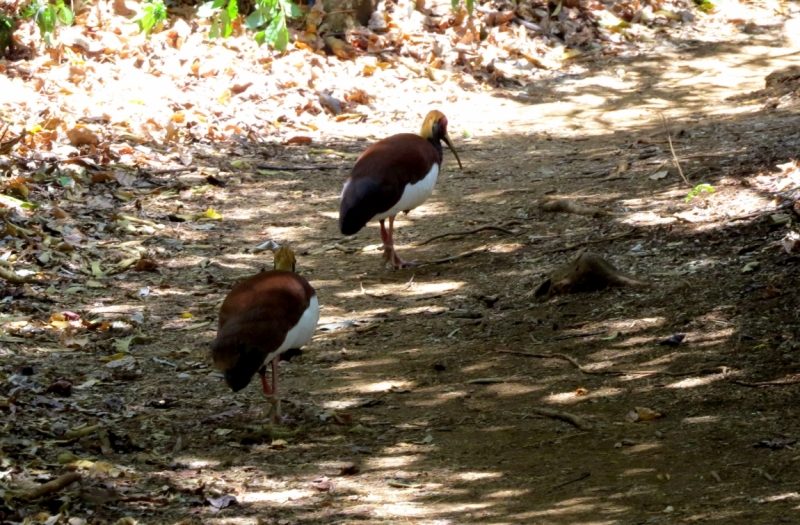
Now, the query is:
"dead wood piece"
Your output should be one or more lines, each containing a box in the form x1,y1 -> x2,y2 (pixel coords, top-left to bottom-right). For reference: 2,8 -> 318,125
19,472 -> 82,500
551,472 -> 591,490
530,407 -> 593,431
535,251 -> 648,300
0,265 -> 42,284
419,222 -> 521,245
540,199 -> 607,218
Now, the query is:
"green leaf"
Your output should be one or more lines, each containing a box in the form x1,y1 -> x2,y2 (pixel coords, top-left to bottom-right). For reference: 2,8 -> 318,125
254,29 -> 266,45
245,9 -> 266,29
684,183 -> 715,203
57,5 -> 73,25
209,17 -> 219,39
226,0 -> 238,22
465,0 -> 473,14
451,0 -> 458,10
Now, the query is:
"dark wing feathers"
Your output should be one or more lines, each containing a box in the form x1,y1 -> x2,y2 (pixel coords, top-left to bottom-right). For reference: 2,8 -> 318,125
339,134 -> 440,235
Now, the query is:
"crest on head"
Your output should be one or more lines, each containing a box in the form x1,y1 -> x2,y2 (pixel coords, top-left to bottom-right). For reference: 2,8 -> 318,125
419,110 -> 463,170
273,246 -> 296,272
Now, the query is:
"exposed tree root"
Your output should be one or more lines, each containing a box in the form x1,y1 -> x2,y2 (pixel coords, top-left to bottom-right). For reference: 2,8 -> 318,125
419,222 -> 521,245
429,246 -> 489,265
18,472 -> 82,500
529,407 -> 593,431
540,198 -> 608,217
534,251 -> 648,299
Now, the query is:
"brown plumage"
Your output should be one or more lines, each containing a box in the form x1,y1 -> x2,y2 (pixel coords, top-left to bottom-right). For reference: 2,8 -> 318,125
211,247 -> 319,422
339,110 -> 463,268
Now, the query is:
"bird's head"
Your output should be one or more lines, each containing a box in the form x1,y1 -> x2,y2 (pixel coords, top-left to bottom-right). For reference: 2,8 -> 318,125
420,110 -> 463,170
273,246 -> 297,272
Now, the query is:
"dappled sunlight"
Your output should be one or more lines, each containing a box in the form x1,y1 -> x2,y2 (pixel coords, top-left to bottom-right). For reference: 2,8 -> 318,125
240,488 -> 316,504
365,454 -> 424,470
406,388 -> 471,407
337,280 -> 466,300
328,358 -> 400,371
667,372 -> 727,389
619,442 -> 662,455
486,382 -> 545,397
543,387 -> 625,405
683,415 -> 720,424
510,496 -> 628,519
620,468 -> 657,477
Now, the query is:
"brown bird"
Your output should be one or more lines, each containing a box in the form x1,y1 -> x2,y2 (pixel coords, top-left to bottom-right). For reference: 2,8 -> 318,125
339,110 -> 463,268
211,247 -> 319,423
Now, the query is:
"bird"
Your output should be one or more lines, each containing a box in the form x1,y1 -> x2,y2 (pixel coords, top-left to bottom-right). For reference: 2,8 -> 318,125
210,246 -> 319,423
339,110 -> 463,269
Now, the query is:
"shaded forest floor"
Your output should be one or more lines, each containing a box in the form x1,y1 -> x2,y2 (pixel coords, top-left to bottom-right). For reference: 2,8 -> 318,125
4,1 -> 800,524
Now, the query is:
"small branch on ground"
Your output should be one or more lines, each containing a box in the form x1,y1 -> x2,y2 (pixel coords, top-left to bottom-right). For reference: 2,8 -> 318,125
529,407 -> 593,431
729,375 -> 800,387
499,350 -> 624,376
500,351 -> 732,379
256,165 -> 350,171
18,472 -> 82,500
660,113 -> 690,187
535,251 -> 648,299
140,167 -> 198,176
428,246 -> 489,265
539,229 -> 635,256
419,222 -> 522,245
551,472 -> 591,490
0,265 -> 44,284
540,198 -> 608,217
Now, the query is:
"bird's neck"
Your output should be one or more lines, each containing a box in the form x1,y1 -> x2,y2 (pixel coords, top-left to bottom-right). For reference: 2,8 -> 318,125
427,137 -> 444,164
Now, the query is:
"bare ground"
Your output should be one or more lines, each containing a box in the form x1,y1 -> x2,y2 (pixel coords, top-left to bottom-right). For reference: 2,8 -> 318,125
4,6 -> 800,525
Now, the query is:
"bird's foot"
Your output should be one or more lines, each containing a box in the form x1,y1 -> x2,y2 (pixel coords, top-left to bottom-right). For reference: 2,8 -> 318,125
382,246 -> 420,269
263,395 -> 282,424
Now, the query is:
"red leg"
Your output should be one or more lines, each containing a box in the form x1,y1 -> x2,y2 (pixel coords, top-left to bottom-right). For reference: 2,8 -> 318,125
271,357 -> 279,397
259,369 -> 273,395
379,219 -> 390,247
383,216 -> 419,269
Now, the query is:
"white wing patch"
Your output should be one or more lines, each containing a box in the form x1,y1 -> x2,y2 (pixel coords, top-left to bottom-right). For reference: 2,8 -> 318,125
375,164 -> 439,221
265,294 -> 320,364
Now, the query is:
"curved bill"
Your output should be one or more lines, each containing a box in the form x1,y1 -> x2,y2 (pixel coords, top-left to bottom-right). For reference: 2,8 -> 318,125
443,133 -> 463,170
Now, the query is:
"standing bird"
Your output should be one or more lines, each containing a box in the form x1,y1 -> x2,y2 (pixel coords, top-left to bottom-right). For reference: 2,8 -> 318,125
339,110 -> 463,268
211,247 -> 319,423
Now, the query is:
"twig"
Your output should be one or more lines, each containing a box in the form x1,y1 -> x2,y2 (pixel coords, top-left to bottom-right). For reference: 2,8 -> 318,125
500,351 -> 731,379
539,229 -> 636,256
419,223 -> 521,245
660,113 -> 690,187
429,246 -> 489,265
498,350 -> 624,376
256,164 -> 350,171
0,265 -> 43,284
19,472 -> 82,500
551,472 -> 591,490
141,167 -> 198,176
529,407 -> 593,431
729,375 -> 800,388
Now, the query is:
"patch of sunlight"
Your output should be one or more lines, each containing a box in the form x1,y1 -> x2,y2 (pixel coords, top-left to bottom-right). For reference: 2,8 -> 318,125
490,243 -> 524,254
171,457 -> 220,469
329,358 -> 400,371
620,468 -> 657,477
620,442 -> 662,455
366,455 -> 423,469
204,518 -> 259,525
406,390 -> 469,407
486,383 -> 544,396
319,211 -> 339,219
487,489 -> 530,499
456,471 -> 503,481
461,362 -> 495,373
307,279 -> 344,288
692,328 -> 735,347
763,492 -> 800,503
240,488 -> 315,504
464,189 -> 515,203
400,305 -> 448,315
379,501 -> 490,518
322,398 -> 369,409
543,387 -> 624,405
569,93 -> 607,108
682,415 -> 720,424
622,211 -> 679,226
338,281 -> 464,299
667,373 -> 726,389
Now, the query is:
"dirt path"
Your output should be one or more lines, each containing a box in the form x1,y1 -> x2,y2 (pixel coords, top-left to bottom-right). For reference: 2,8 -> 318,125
4,5 -> 800,525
